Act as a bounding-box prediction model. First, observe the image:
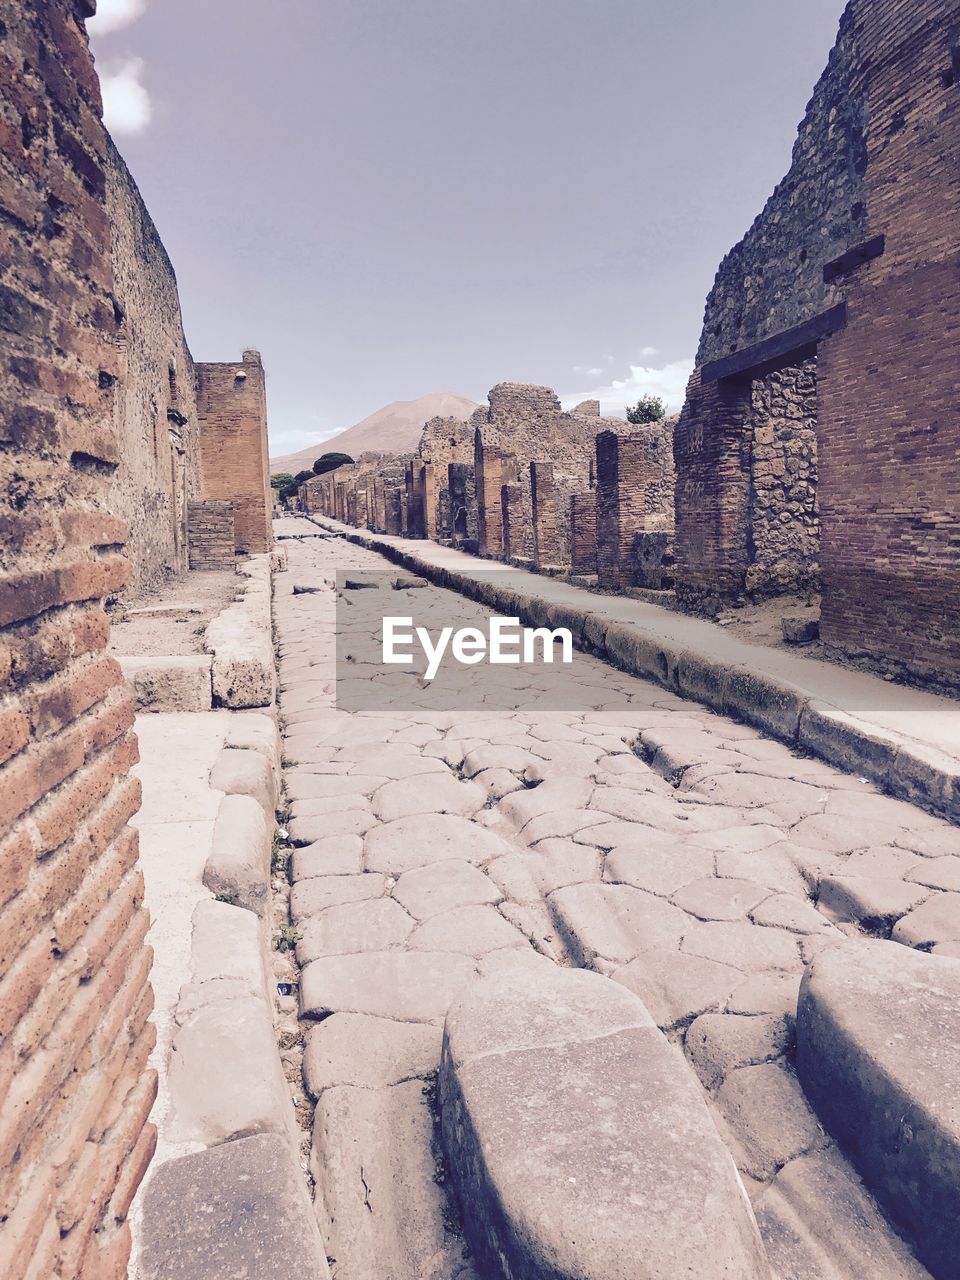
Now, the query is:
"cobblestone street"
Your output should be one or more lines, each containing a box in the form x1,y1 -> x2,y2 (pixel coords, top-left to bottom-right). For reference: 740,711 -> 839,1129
274,518 -> 960,1280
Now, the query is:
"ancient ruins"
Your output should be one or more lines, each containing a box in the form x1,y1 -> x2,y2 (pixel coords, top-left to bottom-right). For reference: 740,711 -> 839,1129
1,1 -> 959,1279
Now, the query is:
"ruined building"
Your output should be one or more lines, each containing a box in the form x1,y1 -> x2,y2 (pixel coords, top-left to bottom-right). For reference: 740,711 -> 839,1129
0,2 -> 271,1274
304,381 -> 679,589
674,0 -> 960,687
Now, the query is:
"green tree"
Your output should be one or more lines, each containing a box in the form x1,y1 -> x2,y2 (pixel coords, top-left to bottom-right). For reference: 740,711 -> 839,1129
312,452 -> 354,475
294,470 -> 315,485
270,471 -> 295,493
626,394 -> 666,424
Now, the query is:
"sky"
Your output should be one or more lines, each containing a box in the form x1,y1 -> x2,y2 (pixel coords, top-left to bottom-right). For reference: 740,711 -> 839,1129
88,0 -> 846,457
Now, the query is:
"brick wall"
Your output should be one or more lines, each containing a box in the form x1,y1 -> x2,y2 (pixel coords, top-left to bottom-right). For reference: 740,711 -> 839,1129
570,492 -> 597,574
817,0 -> 960,684
0,3 -> 156,1275
105,141 -> 200,594
596,427 -> 675,589
196,350 -> 272,555
675,0 -> 960,684
187,501 -> 235,570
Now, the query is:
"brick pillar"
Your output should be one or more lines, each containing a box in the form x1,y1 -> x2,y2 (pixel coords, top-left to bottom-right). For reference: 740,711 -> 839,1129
0,5 -> 157,1275
187,501 -> 235,569
475,437 -> 505,557
673,371 -> 753,602
501,483 -> 524,560
422,462 -> 439,540
400,485 -> 410,536
596,431 -> 654,588
530,460 -> 560,567
448,464 -> 477,546
570,492 -> 598,573
385,488 -> 403,535
345,488 -> 358,526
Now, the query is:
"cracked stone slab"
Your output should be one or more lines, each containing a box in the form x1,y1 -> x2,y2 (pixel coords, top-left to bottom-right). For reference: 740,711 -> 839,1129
439,965 -> 770,1280
891,892 -> 960,947
372,773 -> 486,821
686,1012 -> 794,1091
290,872 -> 386,923
797,938 -> 960,1280
364,813 -> 511,875
549,882 -> 689,966
408,905 -> 526,955
140,1134 -> 330,1279
613,948 -> 740,1029
296,897 -> 414,963
300,950 -> 476,1023
312,1080 -> 476,1280
392,860 -> 502,920
302,1013 -> 441,1097
672,876 -> 771,922
716,1062 -> 823,1180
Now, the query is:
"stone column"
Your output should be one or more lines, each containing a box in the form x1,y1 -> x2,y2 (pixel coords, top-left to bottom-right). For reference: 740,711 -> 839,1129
570,492 -> 598,574
596,431 -> 653,589
530,460 -> 560,568
501,483 -> 524,560
475,437 -> 505,557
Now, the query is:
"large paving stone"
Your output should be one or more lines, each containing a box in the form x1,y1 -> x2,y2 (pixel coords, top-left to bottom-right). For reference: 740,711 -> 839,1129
891,892 -> 960,947
364,813 -> 510,875
290,872 -> 386,923
613,947 -> 740,1030
549,882 -> 689,966
408,905 -> 526,954
716,1062 -> 823,1180
439,965 -> 770,1280
372,773 -> 485,820
209,745 -> 278,815
392,859 -> 501,919
300,950 -> 476,1023
302,1012 -> 441,1097
797,938 -> 960,1280
139,1133 -> 330,1279
296,897 -> 414,962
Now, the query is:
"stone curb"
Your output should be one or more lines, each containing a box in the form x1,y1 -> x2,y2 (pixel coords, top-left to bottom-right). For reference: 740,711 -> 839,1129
120,653 -> 212,712
205,553 -> 277,708
309,517 -> 960,824
142,702 -> 330,1273
139,1134 -> 331,1280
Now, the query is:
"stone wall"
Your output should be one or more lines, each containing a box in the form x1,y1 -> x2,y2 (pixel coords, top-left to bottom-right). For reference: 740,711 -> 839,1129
675,0 -> 960,687
196,351 -> 272,555
187,500 -> 235,570
747,360 -> 819,595
0,3 -> 156,1275
105,140 -> 201,595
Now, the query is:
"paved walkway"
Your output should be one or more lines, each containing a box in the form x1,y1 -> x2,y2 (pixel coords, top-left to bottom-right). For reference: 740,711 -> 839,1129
299,515 -> 960,821
275,516 -> 959,1280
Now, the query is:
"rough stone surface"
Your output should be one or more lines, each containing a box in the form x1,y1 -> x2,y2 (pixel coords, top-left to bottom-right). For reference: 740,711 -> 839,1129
203,793 -> 272,915
139,1134 -> 330,1279
364,813 -> 510,874
797,939 -> 960,1280
209,744 -> 278,815
300,951 -> 476,1023
121,654 -> 213,712
439,966 -> 770,1279
302,1013 -> 442,1098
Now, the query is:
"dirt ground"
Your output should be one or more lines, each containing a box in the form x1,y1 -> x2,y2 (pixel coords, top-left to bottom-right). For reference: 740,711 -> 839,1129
109,568 -> 239,657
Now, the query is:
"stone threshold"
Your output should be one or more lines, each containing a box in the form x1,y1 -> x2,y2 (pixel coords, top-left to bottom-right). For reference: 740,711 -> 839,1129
308,516 -> 960,825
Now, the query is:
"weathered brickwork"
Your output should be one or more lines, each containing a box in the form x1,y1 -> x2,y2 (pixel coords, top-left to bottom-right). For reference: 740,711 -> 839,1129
186,500 -> 235,570
676,0 -> 960,687
447,463 -> 477,547
0,3 -> 156,1275
596,428 -> 675,589
569,492 -> 597,574
196,351 -> 272,555
416,417 -> 473,540
105,142 -> 201,594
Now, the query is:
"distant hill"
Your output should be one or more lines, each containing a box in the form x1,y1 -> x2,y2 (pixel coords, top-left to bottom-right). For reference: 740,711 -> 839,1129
270,392 -> 479,474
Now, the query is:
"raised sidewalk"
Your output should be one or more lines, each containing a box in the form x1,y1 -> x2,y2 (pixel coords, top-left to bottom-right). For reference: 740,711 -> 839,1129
294,515 -> 960,824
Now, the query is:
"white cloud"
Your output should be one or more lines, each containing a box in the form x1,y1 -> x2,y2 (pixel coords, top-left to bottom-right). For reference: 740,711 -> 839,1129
269,425 -> 346,460
100,58 -> 151,135
561,356 -> 694,418
87,0 -> 147,36
639,346 -> 660,358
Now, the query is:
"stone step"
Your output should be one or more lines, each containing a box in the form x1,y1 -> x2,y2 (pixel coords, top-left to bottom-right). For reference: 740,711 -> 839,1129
797,939 -> 960,1280
438,964 -> 771,1280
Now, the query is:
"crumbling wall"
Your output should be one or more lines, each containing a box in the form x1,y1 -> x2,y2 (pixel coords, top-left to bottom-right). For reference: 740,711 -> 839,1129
675,0 -> 960,687
0,3 -> 156,1275
105,140 -> 200,594
747,360 -> 819,595
196,351 -> 272,554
